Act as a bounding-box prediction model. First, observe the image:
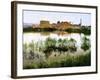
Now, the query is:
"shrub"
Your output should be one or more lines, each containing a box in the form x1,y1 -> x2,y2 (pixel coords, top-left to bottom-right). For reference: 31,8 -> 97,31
81,36 -> 90,51
23,50 -> 91,69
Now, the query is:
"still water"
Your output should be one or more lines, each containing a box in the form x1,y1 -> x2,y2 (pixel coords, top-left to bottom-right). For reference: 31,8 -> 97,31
23,32 -> 90,47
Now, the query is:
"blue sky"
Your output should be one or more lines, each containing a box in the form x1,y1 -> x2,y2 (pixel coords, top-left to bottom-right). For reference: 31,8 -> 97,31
23,10 -> 91,26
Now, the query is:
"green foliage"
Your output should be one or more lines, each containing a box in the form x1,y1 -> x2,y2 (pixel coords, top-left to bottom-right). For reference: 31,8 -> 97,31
23,25 -> 91,35
28,41 -> 34,51
23,37 -> 91,69
65,26 -> 91,35
81,36 -> 91,51
81,26 -> 91,35
23,37 -> 78,58
23,27 -> 57,32
66,28 -> 81,33
23,50 -> 91,69
45,37 -> 56,48
23,43 -> 28,52
43,37 -> 77,58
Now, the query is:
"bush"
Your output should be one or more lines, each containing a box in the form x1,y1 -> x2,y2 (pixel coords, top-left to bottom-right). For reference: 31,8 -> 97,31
23,37 -> 91,69
23,50 -> 91,69
81,36 -> 90,51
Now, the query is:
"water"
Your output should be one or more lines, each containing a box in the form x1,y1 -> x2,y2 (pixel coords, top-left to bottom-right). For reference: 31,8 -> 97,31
23,32 -> 90,48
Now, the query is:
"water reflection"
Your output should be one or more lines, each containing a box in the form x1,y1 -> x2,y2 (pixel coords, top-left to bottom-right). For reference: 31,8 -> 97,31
23,32 -> 90,47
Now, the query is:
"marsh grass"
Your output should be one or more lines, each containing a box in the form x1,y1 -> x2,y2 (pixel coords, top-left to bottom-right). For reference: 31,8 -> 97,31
23,50 -> 91,69
23,36 -> 91,69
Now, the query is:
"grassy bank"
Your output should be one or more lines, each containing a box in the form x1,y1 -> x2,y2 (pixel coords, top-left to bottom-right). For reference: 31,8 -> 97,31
23,37 -> 91,69
23,50 -> 91,69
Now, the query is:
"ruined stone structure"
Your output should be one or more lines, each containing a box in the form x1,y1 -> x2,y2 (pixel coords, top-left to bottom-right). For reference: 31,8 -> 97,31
57,21 -> 72,30
39,20 -> 81,30
40,20 -> 51,28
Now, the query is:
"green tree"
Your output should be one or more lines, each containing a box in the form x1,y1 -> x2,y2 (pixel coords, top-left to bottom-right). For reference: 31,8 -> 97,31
44,37 -> 56,58
81,36 -> 90,51
45,37 -> 56,48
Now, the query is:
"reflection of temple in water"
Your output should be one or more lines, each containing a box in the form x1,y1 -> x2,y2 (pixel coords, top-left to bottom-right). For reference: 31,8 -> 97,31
55,31 -> 69,36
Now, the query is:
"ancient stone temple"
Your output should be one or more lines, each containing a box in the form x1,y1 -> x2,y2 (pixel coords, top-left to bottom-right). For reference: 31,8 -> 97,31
39,20 -> 81,30
57,21 -> 72,30
40,20 -> 51,28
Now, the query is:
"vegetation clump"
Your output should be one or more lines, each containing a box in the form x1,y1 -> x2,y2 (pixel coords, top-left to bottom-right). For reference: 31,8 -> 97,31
23,36 -> 91,69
